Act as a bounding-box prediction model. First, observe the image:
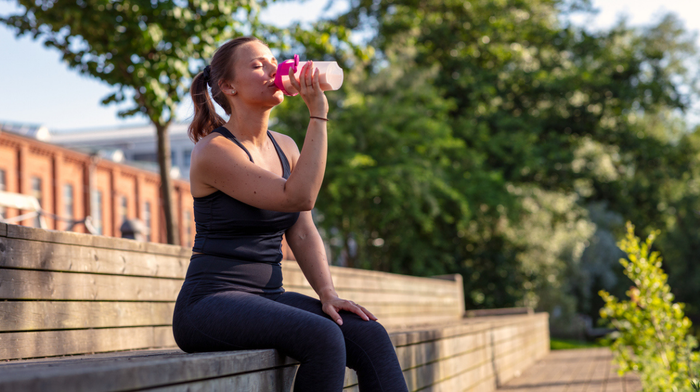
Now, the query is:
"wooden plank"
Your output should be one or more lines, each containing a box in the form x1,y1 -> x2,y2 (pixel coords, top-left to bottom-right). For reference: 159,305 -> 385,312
5,224 -> 191,257
282,262 -> 461,295
343,368 -> 358,388
0,348 -> 299,392
297,290 -> 461,306
0,302 -> 457,336
339,303 -> 461,314
0,301 -> 175,332
0,237 -> 189,278
5,224 -> 140,251
389,313 -> 548,348
466,307 -> 533,317
143,366 -> 298,392
431,362 -> 494,392
0,326 -> 175,360
395,331 -> 489,369
0,269 -> 182,301
408,350 -> 492,391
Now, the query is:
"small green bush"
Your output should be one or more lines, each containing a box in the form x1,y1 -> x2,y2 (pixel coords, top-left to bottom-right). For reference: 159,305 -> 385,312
599,222 -> 699,391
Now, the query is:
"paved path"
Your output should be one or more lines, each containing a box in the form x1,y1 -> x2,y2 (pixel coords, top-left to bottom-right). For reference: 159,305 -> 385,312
497,348 -> 642,392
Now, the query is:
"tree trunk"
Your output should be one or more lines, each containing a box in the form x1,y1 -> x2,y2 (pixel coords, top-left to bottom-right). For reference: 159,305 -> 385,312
155,122 -> 179,245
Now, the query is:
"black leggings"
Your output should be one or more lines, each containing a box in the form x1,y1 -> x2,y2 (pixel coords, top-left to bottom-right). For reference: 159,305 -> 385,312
173,289 -> 408,392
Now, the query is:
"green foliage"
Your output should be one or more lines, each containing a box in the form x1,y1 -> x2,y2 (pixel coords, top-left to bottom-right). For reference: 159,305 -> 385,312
550,338 -> 602,351
295,0 -> 700,322
600,222 -> 700,391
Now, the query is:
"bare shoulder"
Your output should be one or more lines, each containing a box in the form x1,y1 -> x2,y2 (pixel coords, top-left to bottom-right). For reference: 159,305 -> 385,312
193,132 -> 244,161
270,130 -> 301,166
189,132 -> 251,197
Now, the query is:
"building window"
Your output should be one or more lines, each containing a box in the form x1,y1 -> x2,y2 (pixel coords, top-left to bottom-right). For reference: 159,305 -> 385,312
0,169 -> 6,219
184,210 -> 192,248
30,176 -> 42,227
63,184 -> 74,221
144,201 -> 151,242
132,152 -> 157,162
93,190 -> 103,235
119,196 -> 128,225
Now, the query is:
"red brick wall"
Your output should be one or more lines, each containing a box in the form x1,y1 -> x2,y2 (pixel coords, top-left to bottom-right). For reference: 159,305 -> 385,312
0,142 -> 19,219
62,157 -> 87,232
0,131 -> 194,246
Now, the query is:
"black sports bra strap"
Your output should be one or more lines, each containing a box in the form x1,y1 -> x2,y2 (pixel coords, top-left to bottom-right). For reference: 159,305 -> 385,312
267,131 -> 291,178
212,127 -> 254,163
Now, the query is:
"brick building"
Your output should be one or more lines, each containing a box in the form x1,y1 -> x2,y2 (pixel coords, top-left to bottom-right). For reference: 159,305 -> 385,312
0,126 -> 195,246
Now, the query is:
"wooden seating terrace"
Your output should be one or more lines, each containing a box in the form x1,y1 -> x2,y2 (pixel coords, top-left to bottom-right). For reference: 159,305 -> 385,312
0,222 -> 551,391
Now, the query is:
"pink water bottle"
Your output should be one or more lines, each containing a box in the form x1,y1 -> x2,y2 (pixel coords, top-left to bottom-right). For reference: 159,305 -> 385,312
275,54 -> 344,96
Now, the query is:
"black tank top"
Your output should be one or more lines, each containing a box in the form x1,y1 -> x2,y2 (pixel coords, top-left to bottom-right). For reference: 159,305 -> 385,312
192,127 -> 300,263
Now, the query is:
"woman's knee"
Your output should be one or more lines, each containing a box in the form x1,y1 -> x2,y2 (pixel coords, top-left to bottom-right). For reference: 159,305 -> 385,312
343,316 -> 392,342
295,317 -> 346,363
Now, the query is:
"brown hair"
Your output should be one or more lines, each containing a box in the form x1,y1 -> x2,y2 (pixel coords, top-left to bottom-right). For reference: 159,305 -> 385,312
188,36 -> 263,143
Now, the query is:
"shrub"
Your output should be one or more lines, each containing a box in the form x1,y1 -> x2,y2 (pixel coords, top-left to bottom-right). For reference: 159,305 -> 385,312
600,222 -> 699,391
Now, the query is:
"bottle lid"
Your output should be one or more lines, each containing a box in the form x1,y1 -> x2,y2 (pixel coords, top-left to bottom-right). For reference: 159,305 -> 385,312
274,54 -> 299,96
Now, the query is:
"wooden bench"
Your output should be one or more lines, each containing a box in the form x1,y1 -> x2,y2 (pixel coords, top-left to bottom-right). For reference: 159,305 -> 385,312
0,222 -> 550,391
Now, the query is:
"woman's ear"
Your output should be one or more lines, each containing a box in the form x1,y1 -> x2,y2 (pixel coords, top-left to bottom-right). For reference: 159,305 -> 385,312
219,80 -> 237,96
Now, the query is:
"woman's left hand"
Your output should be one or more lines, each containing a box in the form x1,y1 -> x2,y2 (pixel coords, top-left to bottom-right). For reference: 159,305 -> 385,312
321,296 -> 378,326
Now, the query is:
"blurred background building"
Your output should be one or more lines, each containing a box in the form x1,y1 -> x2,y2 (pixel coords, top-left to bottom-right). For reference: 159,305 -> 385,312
48,122 -> 194,179
0,121 -> 195,246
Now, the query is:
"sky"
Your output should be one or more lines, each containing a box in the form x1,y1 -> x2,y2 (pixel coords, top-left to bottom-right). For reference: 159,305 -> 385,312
1,0 -> 699,132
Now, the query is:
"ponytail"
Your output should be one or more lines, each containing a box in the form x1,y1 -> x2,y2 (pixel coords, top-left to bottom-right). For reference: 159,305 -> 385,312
188,36 -> 263,143
188,71 -> 225,143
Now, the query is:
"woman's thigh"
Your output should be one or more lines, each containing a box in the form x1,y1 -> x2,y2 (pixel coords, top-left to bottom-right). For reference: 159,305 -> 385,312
173,290 -> 345,363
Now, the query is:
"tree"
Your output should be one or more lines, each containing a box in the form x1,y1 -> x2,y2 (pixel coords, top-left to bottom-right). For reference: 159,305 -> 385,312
301,0 -> 700,320
0,0 -> 316,244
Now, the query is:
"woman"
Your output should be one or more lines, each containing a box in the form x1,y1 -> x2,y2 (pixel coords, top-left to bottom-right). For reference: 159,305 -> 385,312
172,36 -> 408,392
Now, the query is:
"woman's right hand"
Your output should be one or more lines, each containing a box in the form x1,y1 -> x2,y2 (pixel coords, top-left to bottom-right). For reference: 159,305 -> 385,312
288,61 -> 329,118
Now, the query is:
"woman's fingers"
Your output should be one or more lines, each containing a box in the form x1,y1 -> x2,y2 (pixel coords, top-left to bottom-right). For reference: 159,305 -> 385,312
323,303 -> 344,326
358,305 -> 378,321
288,66 -> 300,90
322,298 -> 379,325
288,62 -> 314,92
305,61 -> 313,88
313,68 -> 321,90
341,301 -> 369,321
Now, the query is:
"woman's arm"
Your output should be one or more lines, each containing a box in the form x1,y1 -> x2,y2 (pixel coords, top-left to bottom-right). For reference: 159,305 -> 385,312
286,211 -> 377,325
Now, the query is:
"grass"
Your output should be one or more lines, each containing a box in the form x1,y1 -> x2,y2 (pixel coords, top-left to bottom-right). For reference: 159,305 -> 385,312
550,338 -> 604,350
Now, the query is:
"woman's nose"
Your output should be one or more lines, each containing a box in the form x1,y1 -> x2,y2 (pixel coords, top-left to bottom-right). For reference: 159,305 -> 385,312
269,63 -> 277,78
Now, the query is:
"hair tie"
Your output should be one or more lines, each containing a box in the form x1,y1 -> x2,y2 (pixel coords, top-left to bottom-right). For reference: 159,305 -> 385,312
202,65 -> 212,85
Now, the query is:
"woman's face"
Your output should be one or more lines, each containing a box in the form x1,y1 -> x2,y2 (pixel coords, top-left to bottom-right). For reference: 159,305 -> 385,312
227,41 -> 284,108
